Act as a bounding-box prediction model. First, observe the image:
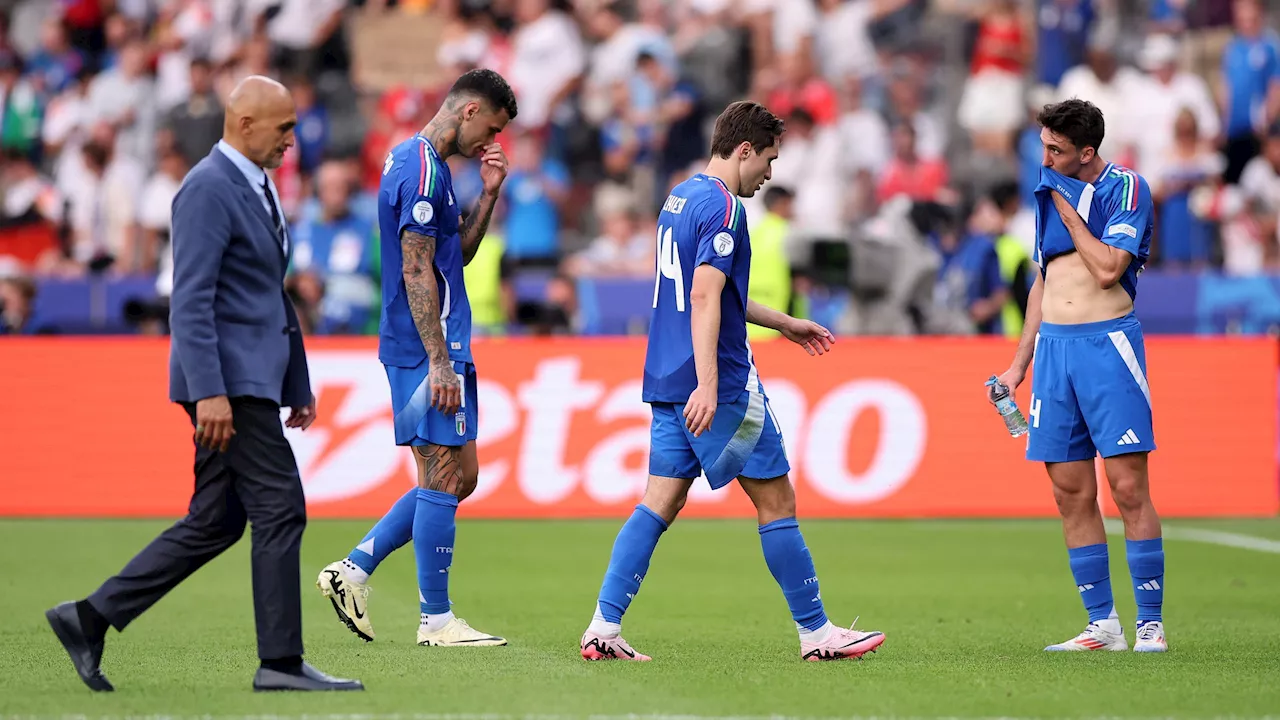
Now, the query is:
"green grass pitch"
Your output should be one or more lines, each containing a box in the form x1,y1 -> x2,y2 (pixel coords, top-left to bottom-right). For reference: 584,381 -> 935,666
2,517 -> 1279,718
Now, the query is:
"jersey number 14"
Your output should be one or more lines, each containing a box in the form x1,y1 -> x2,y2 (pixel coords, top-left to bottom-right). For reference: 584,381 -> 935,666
652,225 -> 685,312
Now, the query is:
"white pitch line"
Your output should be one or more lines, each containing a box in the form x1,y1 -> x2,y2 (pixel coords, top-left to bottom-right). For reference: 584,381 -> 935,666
6,711 -> 1280,720
1104,520 -> 1280,554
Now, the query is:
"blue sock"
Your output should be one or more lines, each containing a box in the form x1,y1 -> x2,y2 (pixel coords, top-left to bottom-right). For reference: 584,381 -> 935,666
596,505 -> 668,623
347,488 -> 416,576
1127,537 -> 1164,624
1067,543 -> 1115,623
759,518 -> 828,632
414,488 -> 457,615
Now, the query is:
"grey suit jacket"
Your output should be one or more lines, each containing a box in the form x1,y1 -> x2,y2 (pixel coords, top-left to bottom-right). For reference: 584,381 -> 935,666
167,146 -> 311,408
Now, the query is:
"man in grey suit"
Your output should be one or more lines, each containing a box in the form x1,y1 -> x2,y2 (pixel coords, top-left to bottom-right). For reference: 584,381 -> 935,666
45,76 -> 363,693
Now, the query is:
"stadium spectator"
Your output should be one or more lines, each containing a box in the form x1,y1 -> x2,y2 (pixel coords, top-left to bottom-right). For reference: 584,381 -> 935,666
265,0 -> 351,78
987,179 -> 1034,340
85,38 -> 157,168
757,108 -> 843,240
27,16 -> 86,97
813,0 -> 910,84
508,0 -> 586,137
599,77 -> 657,210
45,121 -> 144,276
1056,38 -> 1143,168
1,147 -> 62,228
2,0 -> 1279,337
503,128 -> 570,266
1152,108 -> 1223,269
634,49 -> 703,197
563,190 -> 651,279
930,197 -> 1008,336
1036,0 -> 1095,88
149,0 -> 216,113
746,185 -> 794,342
289,75 -> 329,177
882,67 -> 946,160
97,11 -> 136,74
162,57 -> 223,168
836,74 -> 890,181
761,48 -> 837,128
581,0 -> 674,128
1239,121 -> 1280,209
957,0 -> 1029,158
877,120 -> 950,204
1219,0 -> 1280,183
0,268 -> 36,334
435,0 -> 506,79
139,144 -> 188,280
0,50 -> 42,158
361,84 -> 427,189
744,0 -> 817,77
1132,33 -> 1220,181
286,160 -> 379,335
1216,192 -> 1279,274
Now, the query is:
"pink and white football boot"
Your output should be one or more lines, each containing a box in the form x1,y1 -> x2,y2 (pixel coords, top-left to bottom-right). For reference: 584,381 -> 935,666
800,620 -> 886,661
580,631 -> 652,662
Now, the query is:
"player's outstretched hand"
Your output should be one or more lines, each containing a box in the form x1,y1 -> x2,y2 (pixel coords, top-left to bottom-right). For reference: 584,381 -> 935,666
479,143 -> 508,194
194,394 -> 235,453
989,367 -> 1026,402
781,317 -> 835,356
684,385 -> 717,438
429,360 -> 462,416
286,396 -> 317,431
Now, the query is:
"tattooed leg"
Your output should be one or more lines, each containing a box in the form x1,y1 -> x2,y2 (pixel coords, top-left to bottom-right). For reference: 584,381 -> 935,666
413,444 -> 464,496
413,444 -> 461,620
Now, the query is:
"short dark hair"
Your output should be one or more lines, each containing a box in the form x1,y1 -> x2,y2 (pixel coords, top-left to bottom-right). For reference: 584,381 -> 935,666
710,101 -> 785,159
788,108 -> 814,130
763,185 -> 794,210
988,179 -> 1021,212
448,68 -> 519,121
1037,98 -> 1105,153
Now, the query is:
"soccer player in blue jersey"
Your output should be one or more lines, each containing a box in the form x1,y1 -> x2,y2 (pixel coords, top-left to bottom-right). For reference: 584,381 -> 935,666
578,101 -> 886,663
316,69 -> 516,647
993,98 -> 1167,653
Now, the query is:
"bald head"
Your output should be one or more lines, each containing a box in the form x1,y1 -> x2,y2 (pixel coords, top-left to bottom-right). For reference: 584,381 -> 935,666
223,75 -> 297,170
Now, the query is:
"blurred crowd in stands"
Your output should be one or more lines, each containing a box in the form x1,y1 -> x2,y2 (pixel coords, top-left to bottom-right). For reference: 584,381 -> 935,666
0,0 -> 1278,338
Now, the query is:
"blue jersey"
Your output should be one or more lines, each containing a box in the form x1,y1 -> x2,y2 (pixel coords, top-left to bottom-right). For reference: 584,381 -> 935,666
1222,31 -> 1280,137
643,173 -> 759,404
377,134 -> 473,367
1034,163 -> 1153,301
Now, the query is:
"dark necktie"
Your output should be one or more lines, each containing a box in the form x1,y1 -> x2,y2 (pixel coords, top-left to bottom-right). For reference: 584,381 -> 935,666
261,174 -> 287,254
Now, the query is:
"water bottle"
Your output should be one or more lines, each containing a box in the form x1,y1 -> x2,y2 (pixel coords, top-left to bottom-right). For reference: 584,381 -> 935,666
986,375 -> 1029,438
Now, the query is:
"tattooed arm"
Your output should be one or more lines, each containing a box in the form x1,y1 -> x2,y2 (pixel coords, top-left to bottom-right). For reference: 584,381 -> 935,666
460,143 -> 509,265
401,229 -> 461,414
460,191 -> 499,266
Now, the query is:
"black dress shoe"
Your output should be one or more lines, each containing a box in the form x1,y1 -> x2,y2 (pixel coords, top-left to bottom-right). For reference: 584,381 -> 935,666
253,661 -> 364,692
45,602 -> 114,692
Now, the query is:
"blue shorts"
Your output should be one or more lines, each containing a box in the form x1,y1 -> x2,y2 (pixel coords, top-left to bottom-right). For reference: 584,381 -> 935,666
648,389 -> 791,489
385,359 -> 478,447
1027,313 -> 1156,463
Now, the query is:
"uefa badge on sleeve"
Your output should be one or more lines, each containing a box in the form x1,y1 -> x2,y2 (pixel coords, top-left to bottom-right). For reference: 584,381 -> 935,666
413,200 -> 433,225
713,231 -> 734,257
455,411 -> 466,436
